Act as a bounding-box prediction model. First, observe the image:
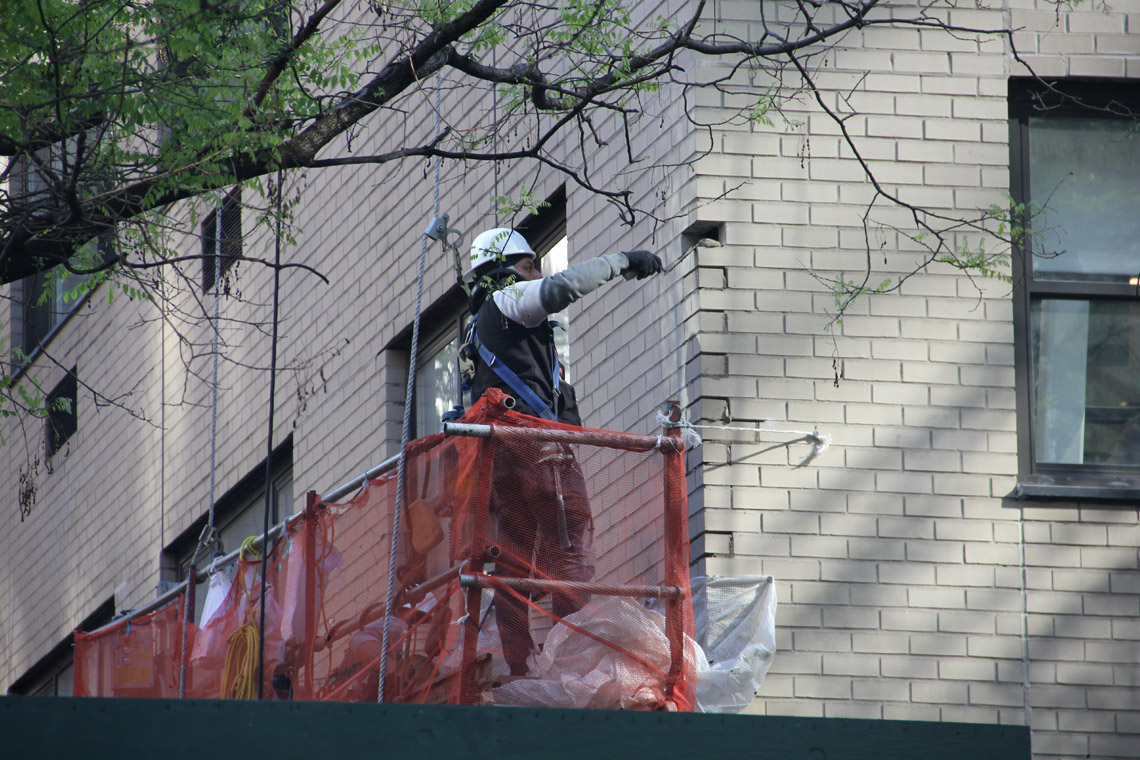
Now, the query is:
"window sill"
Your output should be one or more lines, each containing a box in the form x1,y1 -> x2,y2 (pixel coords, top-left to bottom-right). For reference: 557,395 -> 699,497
1012,480 -> 1140,504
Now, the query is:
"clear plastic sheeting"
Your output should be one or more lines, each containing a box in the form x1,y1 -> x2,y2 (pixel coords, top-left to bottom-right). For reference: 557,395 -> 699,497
491,576 -> 776,713
690,575 -> 777,714
492,597 -> 700,710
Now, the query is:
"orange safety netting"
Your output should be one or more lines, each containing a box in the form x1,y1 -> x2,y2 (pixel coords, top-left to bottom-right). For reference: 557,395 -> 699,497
74,390 -> 695,710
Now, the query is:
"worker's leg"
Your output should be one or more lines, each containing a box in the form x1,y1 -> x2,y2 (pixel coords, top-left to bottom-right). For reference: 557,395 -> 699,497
538,460 -> 594,620
491,480 -> 538,676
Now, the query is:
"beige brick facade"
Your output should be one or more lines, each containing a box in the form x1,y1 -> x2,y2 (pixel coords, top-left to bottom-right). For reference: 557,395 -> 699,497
3,0 -> 1139,757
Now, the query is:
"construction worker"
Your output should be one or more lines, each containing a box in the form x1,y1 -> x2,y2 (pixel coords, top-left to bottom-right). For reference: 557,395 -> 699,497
462,227 -> 663,676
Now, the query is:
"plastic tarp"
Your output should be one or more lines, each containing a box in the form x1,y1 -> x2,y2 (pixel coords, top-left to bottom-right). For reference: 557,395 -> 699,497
691,575 -> 777,713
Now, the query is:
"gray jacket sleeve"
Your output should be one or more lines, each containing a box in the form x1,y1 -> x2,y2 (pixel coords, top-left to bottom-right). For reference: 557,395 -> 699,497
492,253 -> 629,328
538,253 -> 628,314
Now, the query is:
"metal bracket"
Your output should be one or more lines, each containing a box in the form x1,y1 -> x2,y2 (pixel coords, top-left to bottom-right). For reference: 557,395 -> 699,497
424,214 -> 449,241
424,214 -> 465,252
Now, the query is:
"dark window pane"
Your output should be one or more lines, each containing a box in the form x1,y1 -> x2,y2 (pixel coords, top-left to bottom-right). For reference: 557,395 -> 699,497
202,192 -> 242,293
20,273 -> 54,358
1029,117 -> 1140,283
414,320 -> 466,439
45,371 -> 78,457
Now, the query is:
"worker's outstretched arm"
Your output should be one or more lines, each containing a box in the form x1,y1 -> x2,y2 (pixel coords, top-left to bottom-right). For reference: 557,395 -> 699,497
493,251 -> 662,328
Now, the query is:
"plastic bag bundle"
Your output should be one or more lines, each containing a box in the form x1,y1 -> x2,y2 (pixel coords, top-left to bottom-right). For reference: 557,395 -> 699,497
691,575 -> 777,713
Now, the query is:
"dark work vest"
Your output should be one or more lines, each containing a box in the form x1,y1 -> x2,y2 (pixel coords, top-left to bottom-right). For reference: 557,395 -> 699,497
472,297 -> 580,426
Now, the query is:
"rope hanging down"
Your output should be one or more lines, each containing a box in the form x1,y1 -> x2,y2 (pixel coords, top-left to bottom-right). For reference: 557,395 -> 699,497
255,167 -> 285,700
655,412 -> 831,469
178,191 -> 226,698
380,72 -> 446,703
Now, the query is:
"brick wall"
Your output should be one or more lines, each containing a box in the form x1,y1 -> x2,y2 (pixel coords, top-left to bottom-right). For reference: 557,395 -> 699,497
2,2 -> 1138,757
685,1 -> 1140,758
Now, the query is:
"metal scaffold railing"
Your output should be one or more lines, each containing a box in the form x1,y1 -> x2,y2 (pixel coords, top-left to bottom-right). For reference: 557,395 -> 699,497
73,392 -> 698,711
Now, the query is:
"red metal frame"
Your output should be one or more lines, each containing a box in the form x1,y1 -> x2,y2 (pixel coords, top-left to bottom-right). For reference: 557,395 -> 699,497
453,420 -> 689,708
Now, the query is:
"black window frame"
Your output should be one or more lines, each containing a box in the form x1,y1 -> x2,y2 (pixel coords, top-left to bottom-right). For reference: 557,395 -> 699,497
1010,77 -> 1140,501
12,272 -> 54,363
410,308 -> 471,439
517,187 -> 571,380
45,368 -> 78,459
201,189 -> 242,294
514,185 -> 567,265
8,232 -> 112,371
6,598 -> 114,696
163,437 -> 293,620
7,139 -> 115,370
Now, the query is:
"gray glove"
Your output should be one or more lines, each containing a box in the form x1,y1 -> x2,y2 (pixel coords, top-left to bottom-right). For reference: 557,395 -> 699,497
622,250 -> 663,280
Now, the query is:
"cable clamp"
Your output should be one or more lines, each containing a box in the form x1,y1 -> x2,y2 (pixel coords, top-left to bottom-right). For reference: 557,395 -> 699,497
424,213 -> 465,252
654,411 -> 703,450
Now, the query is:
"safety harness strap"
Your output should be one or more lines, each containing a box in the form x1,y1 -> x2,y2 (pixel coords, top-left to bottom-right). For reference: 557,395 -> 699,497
474,339 -> 558,421
467,312 -> 561,422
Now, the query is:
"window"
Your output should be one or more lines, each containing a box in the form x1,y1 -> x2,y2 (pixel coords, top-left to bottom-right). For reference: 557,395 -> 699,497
27,660 -> 74,697
538,235 -> 572,381
7,599 -> 113,696
403,188 -> 571,437
399,189 -> 571,438
10,270 -> 76,362
165,439 -> 292,620
515,186 -> 570,379
45,369 -> 77,458
201,189 -> 242,293
8,233 -> 110,366
8,137 -> 115,367
414,311 -> 469,439
1011,79 -> 1140,499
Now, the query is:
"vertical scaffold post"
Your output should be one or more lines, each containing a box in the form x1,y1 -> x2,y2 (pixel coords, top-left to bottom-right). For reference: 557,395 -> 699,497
661,400 -> 687,709
458,434 -> 497,704
299,490 -> 320,700
180,566 -> 195,697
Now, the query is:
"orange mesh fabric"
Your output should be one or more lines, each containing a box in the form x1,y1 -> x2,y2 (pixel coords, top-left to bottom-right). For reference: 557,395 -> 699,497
184,537 -> 303,700
73,594 -> 188,698
73,390 -> 695,709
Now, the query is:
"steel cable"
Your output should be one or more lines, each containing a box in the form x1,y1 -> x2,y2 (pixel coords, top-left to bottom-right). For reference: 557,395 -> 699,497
379,73 -> 444,703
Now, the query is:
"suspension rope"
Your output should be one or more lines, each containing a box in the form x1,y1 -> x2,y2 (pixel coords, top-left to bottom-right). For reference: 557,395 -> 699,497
379,74 -> 444,703
493,46 -> 499,226
256,169 -> 285,700
179,190 -> 225,698
160,270 -> 166,559
207,193 -> 223,534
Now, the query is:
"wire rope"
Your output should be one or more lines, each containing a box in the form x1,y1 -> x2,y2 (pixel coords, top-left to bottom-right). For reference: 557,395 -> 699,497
179,191 -> 225,698
256,169 -> 285,700
378,74 -> 444,703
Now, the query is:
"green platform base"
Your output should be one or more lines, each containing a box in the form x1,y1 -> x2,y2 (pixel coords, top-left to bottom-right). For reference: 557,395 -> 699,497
1,696 -> 1030,759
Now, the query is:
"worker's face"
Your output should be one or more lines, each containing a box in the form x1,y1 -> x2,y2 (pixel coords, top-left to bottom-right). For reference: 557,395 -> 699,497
512,256 -> 541,281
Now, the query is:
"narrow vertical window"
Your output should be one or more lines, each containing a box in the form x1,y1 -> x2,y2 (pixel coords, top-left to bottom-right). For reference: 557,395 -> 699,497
46,369 -> 78,458
202,190 -> 242,293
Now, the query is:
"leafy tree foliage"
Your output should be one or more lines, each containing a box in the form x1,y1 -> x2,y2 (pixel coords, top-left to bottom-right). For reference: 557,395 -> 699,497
0,0 -> 1042,438
1,0 -> 1017,285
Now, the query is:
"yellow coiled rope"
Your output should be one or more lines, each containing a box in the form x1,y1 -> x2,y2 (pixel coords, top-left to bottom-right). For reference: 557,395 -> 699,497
221,622 -> 259,700
239,535 -> 262,560
222,537 -> 264,700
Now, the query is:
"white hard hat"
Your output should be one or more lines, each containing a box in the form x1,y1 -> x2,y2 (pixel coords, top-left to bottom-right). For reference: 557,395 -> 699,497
465,228 -> 535,284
